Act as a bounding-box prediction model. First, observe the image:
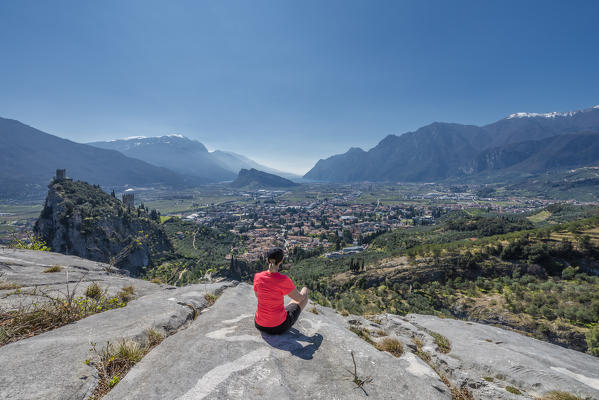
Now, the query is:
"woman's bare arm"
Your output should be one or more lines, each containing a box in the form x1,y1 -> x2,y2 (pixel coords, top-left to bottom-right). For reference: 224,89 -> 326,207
287,288 -> 306,302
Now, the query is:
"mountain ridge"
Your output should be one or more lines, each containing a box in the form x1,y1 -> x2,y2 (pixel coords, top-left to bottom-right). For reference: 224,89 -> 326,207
89,135 -> 299,182
0,117 -> 191,199
231,168 -> 298,189
88,135 -> 235,182
305,104 -> 599,182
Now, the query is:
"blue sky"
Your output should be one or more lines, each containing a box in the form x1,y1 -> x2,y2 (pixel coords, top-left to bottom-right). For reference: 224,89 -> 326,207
1,0 -> 598,174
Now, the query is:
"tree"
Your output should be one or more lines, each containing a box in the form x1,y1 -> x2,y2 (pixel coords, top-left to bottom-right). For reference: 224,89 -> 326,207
150,209 -> 160,222
561,265 -> 578,280
342,229 -> 353,244
586,325 -> 599,356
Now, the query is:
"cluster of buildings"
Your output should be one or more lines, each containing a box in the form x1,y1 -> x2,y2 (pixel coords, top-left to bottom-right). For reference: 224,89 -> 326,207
182,194 -> 438,262
177,185 -> 594,263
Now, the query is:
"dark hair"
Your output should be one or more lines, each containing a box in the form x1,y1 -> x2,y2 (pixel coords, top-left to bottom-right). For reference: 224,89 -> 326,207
266,247 -> 284,264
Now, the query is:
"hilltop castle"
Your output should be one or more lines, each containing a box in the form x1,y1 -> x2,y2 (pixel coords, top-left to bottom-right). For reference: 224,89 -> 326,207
54,169 -> 71,182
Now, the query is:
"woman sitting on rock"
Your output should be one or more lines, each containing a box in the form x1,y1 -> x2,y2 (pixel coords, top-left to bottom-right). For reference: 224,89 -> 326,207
254,247 -> 309,335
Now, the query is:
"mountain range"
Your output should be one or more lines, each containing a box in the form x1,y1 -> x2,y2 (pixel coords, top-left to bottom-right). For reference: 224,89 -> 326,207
0,117 -> 298,199
304,105 -> 599,182
0,117 -> 191,198
89,136 -> 299,182
3,104 -> 599,199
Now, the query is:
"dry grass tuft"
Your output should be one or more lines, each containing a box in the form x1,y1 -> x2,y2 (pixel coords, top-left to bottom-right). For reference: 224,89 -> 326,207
88,329 -> 165,399
145,328 -> 164,347
1,284 -> 127,347
411,337 -> 431,362
536,391 -> 585,400
43,265 -> 63,273
150,277 -> 162,284
0,281 -> 21,290
117,285 -> 135,302
450,383 -> 475,400
376,337 -> 403,357
309,307 -> 319,314
85,283 -> 103,300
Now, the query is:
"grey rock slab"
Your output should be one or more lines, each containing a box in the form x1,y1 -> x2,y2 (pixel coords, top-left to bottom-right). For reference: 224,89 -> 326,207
407,314 -> 599,399
0,247 -> 167,309
105,283 -> 450,400
0,269 -> 233,400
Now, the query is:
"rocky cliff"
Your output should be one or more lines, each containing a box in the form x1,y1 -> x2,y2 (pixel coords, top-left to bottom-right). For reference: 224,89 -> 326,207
34,179 -> 173,275
1,249 -> 598,400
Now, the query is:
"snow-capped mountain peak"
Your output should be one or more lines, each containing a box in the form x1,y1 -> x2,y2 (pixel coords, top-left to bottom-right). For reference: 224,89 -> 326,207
506,104 -> 599,120
506,111 -> 577,119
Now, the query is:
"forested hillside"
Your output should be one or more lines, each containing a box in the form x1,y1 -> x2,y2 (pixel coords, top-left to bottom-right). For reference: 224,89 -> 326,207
286,207 -> 599,355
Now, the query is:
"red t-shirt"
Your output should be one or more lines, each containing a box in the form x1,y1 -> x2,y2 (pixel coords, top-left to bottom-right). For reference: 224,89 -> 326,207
253,270 -> 296,327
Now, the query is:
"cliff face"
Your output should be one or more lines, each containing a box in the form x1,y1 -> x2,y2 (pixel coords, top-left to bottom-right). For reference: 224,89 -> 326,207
34,179 -> 173,275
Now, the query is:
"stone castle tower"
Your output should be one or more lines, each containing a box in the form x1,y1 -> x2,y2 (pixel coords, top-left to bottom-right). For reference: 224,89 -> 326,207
55,169 -> 66,181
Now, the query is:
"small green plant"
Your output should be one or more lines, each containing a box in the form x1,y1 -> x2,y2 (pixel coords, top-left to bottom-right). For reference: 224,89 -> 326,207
376,337 -> 403,357
150,277 -> 162,284
108,374 -> 120,388
309,307 -> 319,314
429,330 -> 451,353
483,376 -> 494,382
204,293 -> 218,306
506,386 -> 522,395
43,265 -> 62,273
340,310 -> 349,316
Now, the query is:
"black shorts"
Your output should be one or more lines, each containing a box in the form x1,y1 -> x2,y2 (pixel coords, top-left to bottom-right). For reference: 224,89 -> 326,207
255,303 -> 302,335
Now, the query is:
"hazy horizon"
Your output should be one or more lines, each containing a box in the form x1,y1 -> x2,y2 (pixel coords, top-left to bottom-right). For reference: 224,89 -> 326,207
2,0 -> 599,174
